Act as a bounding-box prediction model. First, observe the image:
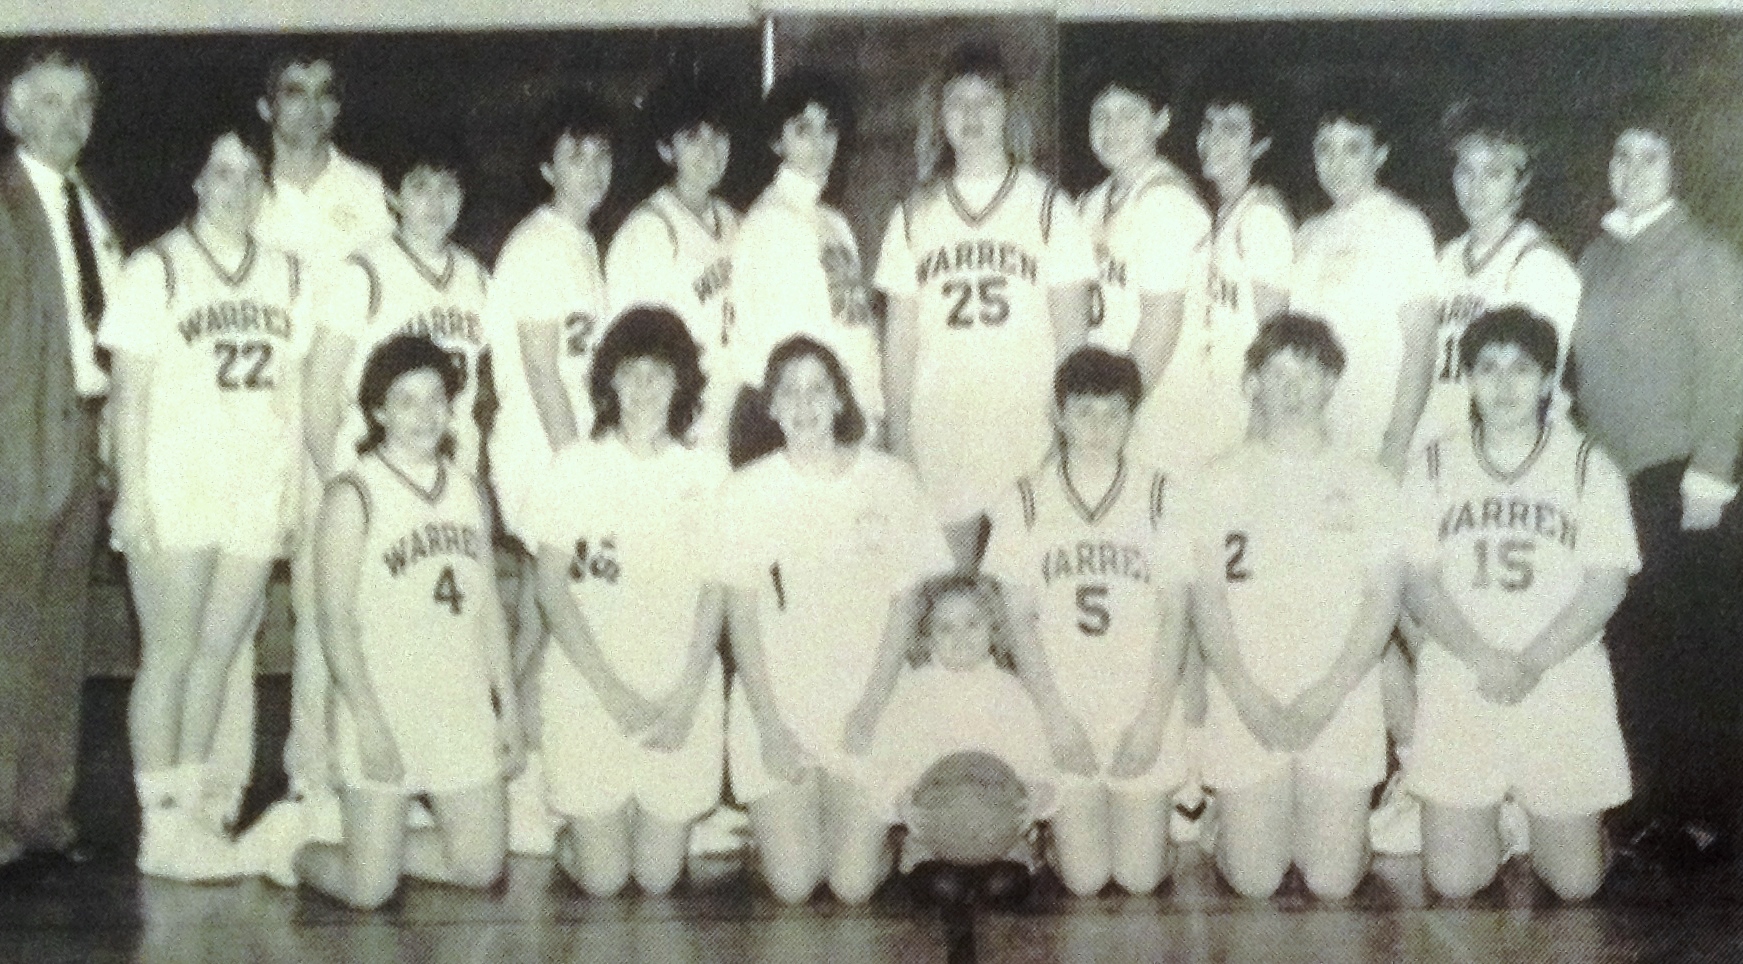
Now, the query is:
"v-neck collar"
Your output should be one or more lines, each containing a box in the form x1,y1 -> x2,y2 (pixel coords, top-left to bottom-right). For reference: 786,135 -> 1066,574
378,452 -> 448,504
395,234 -> 456,291
946,166 -> 1019,228
661,187 -> 727,241
187,227 -> 256,288
1473,419 -> 1550,485
1060,455 -> 1126,524
1462,219 -> 1526,277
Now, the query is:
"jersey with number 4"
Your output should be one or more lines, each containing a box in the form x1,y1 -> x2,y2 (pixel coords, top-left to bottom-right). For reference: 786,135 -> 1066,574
1181,444 -> 1404,700
984,457 -> 1188,741
343,453 -> 494,735
1422,221 -> 1580,442
99,227 -> 310,492
326,236 -> 491,470
1406,419 -> 1638,652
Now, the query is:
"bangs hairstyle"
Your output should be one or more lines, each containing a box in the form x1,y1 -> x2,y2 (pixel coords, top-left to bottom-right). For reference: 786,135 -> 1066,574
588,306 -> 706,441
1314,86 -> 1391,146
907,573 -> 1018,674
381,126 -> 469,195
1086,55 -> 1171,112
1054,346 -> 1142,411
761,69 -> 855,153
536,93 -> 617,167
644,71 -> 733,148
356,335 -> 466,455
916,42 -> 1032,181
742,336 -> 866,457
1193,63 -> 1276,141
4,46 -> 96,111
261,50 -> 341,101
176,124 -> 269,208
1442,100 -> 1532,173
1244,313 -> 1346,377
1458,307 -> 1559,377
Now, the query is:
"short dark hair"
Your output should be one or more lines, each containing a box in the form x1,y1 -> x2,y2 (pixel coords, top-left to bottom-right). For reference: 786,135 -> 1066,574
761,69 -> 854,151
1459,307 -> 1558,378
261,50 -> 341,102
381,128 -> 468,195
4,46 -> 95,111
356,335 -> 466,455
1244,313 -> 1346,377
1195,65 -> 1274,140
1088,56 -> 1171,112
535,94 -> 616,168
644,72 -> 732,149
1443,101 -> 1532,172
940,42 -> 1012,95
175,123 -> 269,206
1316,92 -> 1389,147
1054,347 -> 1143,411
908,572 -> 1017,674
752,335 -> 867,452
587,306 -> 706,441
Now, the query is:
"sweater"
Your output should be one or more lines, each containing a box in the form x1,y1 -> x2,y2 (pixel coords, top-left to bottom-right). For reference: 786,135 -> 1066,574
1571,203 -> 1743,480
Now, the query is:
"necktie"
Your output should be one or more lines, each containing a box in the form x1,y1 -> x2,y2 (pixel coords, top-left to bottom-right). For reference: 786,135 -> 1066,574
63,178 -> 104,332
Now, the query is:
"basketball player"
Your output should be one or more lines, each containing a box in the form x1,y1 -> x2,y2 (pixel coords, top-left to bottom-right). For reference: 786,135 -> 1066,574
1422,116 -> 1579,446
606,72 -> 740,451
1077,61 -> 1211,487
729,70 -> 879,465
1401,309 -> 1633,902
1290,101 -> 1438,475
283,335 -> 520,909
526,308 -> 728,896
877,42 -> 1098,564
717,336 -> 952,904
250,50 -> 394,843
1182,315 -> 1405,900
102,128 -> 308,879
982,347 -> 1189,896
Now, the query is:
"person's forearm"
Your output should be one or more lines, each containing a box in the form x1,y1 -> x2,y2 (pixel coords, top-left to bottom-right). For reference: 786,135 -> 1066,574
724,590 -> 790,736
1403,567 -> 1508,671
1519,569 -> 1629,675
518,319 -> 581,450
1381,299 -> 1437,463
535,550 -> 643,703
1049,283 -> 1092,358
302,331 -> 354,479
1130,292 -> 1186,393
1310,574 -> 1401,698
883,297 -> 919,459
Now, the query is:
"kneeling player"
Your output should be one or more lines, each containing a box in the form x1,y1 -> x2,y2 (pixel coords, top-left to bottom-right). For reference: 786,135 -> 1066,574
1401,308 -> 1633,901
283,336 -> 522,909
982,348 -> 1190,896
1183,315 -> 1405,900
526,309 -> 729,896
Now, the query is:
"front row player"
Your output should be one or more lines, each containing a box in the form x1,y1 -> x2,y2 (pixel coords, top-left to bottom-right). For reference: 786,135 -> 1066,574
247,336 -> 523,909
1401,308 -> 1634,901
983,347 -> 1189,897
1184,314 -> 1404,900
527,309 -> 729,896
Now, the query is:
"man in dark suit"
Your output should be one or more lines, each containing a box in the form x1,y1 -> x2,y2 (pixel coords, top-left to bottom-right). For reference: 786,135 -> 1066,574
0,48 -> 117,866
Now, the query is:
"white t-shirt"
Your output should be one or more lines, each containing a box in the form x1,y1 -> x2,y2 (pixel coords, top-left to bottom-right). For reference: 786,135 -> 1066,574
874,166 -> 1099,520
1291,189 -> 1438,459
730,167 -> 881,418
983,456 -> 1189,746
522,437 -> 728,695
1404,419 -> 1639,653
253,148 -> 393,271
1077,160 -> 1210,353
1178,442 -> 1405,700
1422,220 -> 1580,442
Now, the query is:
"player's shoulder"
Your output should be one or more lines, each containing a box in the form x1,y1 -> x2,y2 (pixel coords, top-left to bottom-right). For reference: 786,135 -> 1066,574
1510,221 -> 1577,271
1371,189 -> 1433,235
329,150 -> 386,187
1131,162 -> 1208,212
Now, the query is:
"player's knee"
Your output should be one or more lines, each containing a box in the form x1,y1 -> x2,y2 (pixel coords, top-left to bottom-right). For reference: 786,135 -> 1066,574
1536,860 -> 1603,902
763,861 -> 822,905
339,863 -> 402,911
1424,857 -> 1496,900
446,847 -> 505,891
1112,856 -> 1167,895
827,865 -> 883,906
1216,849 -> 1285,900
1301,858 -> 1366,901
1056,854 -> 1111,898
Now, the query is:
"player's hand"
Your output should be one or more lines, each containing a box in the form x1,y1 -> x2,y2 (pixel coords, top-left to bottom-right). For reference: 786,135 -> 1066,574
1043,711 -> 1098,777
1229,681 -> 1290,752
1378,444 -> 1408,481
760,721 -> 814,784
497,713 -> 527,782
1279,680 -> 1344,751
598,682 -> 661,738
1682,489 -> 1729,531
641,685 -> 702,754
1109,703 -> 1167,779
842,697 -> 883,757
358,715 -> 405,786
1472,650 -> 1529,705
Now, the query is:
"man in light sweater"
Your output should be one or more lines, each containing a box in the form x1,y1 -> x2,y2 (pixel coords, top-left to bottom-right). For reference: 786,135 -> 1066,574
1570,117 -> 1743,873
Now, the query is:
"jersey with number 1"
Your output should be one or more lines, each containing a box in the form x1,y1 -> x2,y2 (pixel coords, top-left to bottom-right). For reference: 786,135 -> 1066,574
325,236 -> 491,472
1077,161 -> 1210,353
1421,220 -> 1580,442
983,457 -> 1188,744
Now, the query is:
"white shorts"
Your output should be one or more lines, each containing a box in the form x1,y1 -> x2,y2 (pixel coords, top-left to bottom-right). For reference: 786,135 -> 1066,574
331,690 -> 500,797
1202,670 -> 1386,793
138,451 -> 295,559
1056,697 -> 1190,799
1405,644 -> 1632,818
726,683 -> 874,804
540,649 -> 725,824
913,398 -> 1051,526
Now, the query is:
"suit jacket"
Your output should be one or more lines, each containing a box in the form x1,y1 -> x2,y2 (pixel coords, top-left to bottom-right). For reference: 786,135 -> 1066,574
0,153 -> 86,525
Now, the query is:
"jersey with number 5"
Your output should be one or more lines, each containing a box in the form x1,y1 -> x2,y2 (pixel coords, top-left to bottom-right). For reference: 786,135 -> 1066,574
1406,419 -> 1638,652
983,457 -> 1188,740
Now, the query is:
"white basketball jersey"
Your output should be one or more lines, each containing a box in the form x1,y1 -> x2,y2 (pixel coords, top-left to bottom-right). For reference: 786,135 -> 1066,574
100,228 -> 310,486
489,207 -> 607,441
984,457 -> 1188,740
1423,221 -> 1580,441
523,438 -> 728,694
1407,420 -> 1639,652
329,236 -> 491,470
1078,161 -> 1209,352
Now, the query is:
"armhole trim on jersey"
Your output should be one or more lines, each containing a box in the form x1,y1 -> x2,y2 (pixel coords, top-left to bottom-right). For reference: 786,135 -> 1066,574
145,243 -> 175,306
468,470 -> 496,537
327,471 -> 372,531
650,206 -> 680,257
1575,437 -> 1593,495
286,252 -> 302,303
1017,477 -> 1037,530
1040,183 -> 1058,244
1426,440 -> 1442,486
1149,472 -> 1168,530
1505,238 -> 1555,289
1234,186 -> 1287,264
900,196 -> 914,246
347,253 -> 381,318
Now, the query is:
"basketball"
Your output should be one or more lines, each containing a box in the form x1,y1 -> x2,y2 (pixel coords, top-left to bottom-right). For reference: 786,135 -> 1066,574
907,751 -> 1029,867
